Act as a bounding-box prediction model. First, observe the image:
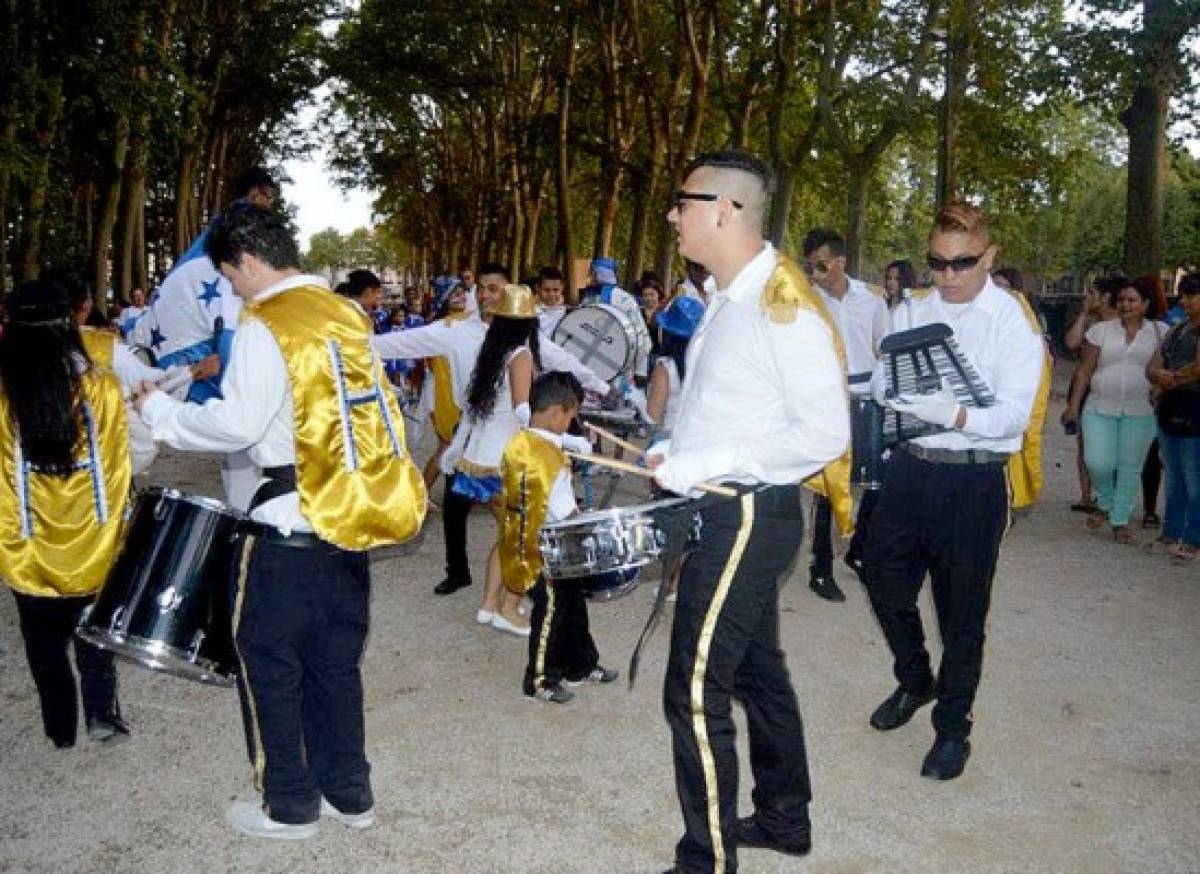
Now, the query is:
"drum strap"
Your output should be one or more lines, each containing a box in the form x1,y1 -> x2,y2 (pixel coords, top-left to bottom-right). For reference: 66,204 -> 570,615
249,464 -> 298,513
847,371 -> 873,385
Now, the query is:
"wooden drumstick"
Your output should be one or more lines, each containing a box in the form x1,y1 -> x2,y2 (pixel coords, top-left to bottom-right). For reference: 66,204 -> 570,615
565,450 -> 737,497
583,421 -> 644,456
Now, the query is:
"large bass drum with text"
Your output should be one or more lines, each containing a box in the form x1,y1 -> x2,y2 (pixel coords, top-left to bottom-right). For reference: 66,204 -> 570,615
551,304 -> 639,384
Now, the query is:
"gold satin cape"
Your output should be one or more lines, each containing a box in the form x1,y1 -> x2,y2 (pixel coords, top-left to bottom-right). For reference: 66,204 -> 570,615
1007,294 -> 1051,509
498,430 -> 565,594
247,285 -> 426,551
0,332 -> 132,597
762,255 -> 855,535
429,311 -> 470,443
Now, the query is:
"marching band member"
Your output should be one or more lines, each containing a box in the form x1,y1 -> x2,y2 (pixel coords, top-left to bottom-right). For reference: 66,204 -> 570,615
135,205 -> 426,839
647,150 -> 850,873
580,256 -> 652,382
863,202 -> 1042,780
646,296 -> 705,442
131,167 -> 277,510
0,279 -> 152,748
500,371 -> 619,703
535,266 -> 568,340
802,228 -> 889,601
118,287 -> 148,337
679,258 -> 716,306
371,264 -> 608,599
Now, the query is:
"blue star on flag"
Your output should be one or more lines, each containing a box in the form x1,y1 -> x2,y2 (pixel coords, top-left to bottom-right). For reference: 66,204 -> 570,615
150,326 -> 167,350
198,278 -> 222,307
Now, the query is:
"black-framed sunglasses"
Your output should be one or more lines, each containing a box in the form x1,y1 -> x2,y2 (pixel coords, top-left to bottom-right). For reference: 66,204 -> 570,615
926,251 -> 985,273
673,190 -> 744,211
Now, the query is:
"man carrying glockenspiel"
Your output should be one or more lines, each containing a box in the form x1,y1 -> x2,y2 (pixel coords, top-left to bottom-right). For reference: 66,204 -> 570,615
862,202 -> 1042,781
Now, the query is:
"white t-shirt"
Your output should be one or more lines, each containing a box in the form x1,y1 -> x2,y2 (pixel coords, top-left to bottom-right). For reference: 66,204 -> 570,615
1084,319 -> 1166,417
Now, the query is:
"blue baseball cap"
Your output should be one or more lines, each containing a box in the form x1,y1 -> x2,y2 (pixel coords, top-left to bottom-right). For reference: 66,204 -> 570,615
657,296 -> 705,338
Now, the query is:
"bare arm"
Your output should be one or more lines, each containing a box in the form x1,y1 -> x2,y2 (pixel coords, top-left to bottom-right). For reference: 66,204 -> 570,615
1064,342 -> 1100,422
508,347 -> 533,408
646,360 -> 669,423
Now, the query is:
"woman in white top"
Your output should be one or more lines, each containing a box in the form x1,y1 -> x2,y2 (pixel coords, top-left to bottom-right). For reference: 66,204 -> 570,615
445,285 -> 540,635
1063,279 -> 1166,541
646,296 -> 705,440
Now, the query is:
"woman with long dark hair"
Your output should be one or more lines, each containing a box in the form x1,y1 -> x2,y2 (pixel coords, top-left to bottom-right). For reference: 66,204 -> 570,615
883,259 -> 918,309
0,279 -> 136,747
443,284 -> 543,635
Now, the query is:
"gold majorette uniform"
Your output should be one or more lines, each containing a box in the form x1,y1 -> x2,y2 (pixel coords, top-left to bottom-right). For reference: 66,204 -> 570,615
0,332 -> 132,597
763,255 -> 855,534
245,285 -> 426,550
498,429 -> 566,594
1008,293 -> 1052,509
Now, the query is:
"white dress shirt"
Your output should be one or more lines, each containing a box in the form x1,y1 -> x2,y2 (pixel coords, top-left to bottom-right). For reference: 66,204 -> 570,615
874,277 -> 1044,452
538,306 -> 566,340
371,314 -> 609,402
1084,319 -> 1166,417
819,276 -> 889,391
141,274 -> 335,534
652,244 -> 850,495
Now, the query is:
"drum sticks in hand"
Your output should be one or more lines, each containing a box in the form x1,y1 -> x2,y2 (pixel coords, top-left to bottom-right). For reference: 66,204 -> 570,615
565,449 -> 737,497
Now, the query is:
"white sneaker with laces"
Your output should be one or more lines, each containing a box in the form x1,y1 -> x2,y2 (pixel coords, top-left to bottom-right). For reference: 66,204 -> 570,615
225,800 -> 317,840
320,797 -> 376,829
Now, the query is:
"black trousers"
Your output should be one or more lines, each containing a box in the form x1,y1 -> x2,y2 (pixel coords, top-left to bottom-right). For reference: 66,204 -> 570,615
665,485 -> 811,874
523,577 -> 599,693
810,489 -> 881,574
442,477 -> 475,584
862,448 -> 1009,740
12,591 -> 118,746
231,534 -> 373,824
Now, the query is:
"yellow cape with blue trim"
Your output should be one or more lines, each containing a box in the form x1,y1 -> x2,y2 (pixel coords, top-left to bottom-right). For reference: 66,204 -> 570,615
0,329 -> 131,597
762,255 -> 855,536
247,285 -> 426,551
499,430 -> 565,594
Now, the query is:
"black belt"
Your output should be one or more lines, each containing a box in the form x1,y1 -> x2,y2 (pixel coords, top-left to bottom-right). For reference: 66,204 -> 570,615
249,464 -> 297,512
847,371 -> 873,385
240,520 -> 325,549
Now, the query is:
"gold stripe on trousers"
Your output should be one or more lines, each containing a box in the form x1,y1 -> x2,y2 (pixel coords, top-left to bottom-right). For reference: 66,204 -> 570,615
689,492 -> 756,874
231,535 -> 267,794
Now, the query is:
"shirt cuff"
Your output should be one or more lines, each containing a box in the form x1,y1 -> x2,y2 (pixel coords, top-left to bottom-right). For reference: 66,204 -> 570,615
654,445 -> 740,494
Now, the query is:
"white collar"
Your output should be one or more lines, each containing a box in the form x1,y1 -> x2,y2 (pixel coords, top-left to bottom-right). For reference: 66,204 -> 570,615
527,427 -> 564,448
252,273 -> 331,303
717,243 -> 777,305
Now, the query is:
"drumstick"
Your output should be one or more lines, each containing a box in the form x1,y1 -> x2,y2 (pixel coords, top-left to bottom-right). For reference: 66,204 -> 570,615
565,450 -> 737,497
583,422 -> 643,456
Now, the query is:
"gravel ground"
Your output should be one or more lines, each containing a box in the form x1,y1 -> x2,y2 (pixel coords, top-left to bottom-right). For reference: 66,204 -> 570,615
0,361 -> 1197,873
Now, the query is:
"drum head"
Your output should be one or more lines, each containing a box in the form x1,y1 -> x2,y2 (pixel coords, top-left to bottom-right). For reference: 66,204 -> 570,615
552,304 -> 636,383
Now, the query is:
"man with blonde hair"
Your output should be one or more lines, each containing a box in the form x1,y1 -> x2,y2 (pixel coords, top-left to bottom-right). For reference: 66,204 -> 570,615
863,202 -> 1042,780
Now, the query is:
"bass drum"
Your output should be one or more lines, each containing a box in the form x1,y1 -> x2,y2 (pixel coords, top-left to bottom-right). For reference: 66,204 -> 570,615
551,304 -> 638,384
77,488 -> 244,687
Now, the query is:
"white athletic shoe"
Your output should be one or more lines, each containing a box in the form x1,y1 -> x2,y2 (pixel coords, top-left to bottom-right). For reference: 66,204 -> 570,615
320,797 -> 376,829
225,800 -> 317,840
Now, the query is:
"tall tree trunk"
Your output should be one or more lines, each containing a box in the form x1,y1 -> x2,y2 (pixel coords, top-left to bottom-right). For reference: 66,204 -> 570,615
592,160 -> 623,259
175,145 -> 197,256
19,77 -> 64,281
624,163 -> 660,284
91,112 -> 132,309
1120,80 -> 1169,277
134,195 -> 147,290
769,163 -> 796,250
844,159 -> 871,276
555,16 -> 579,300
0,117 -> 15,292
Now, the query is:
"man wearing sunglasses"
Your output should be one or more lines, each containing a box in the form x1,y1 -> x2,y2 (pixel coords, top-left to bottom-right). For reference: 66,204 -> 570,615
802,228 -> 890,602
863,202 -> 1043,781
647,150 -> 850,873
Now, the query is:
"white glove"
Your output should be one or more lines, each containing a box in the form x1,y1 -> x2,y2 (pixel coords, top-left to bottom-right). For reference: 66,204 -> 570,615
886,380 -> 961,429
561,434 -> 593,455
514,402 -> 531,426
625,385 -> 651,423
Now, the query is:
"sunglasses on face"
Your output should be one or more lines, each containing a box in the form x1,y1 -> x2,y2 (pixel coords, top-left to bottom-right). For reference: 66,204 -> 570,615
673,191 -> 744,211
926,251 -> 985,273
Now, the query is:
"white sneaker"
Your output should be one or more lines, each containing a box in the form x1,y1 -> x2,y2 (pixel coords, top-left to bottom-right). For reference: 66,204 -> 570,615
225,800 -> 317,840
491,614 -> 531,637
475,609 -> 495,624
320,797 -> 376,829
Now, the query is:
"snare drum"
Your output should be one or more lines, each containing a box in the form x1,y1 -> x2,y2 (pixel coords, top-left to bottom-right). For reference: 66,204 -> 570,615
552,304 -> 638,384
850,396 -> 886,489
77,488 -> 244,687
539,498 -> 698,600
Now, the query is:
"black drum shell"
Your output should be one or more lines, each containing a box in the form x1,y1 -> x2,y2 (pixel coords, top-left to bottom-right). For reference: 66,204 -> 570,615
78,488 -> 242,686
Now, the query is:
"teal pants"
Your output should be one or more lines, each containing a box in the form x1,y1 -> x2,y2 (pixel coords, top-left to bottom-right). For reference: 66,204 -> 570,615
1082,410 -> 1158,527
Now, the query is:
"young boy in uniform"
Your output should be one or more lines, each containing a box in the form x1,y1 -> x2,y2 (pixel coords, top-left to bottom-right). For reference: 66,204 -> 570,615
498,371 -> 620,703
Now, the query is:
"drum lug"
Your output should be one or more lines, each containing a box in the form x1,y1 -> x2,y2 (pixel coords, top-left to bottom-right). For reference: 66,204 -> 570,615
154,492 -> 168,520
110,604 -> 126,632
156,585 -> 184,612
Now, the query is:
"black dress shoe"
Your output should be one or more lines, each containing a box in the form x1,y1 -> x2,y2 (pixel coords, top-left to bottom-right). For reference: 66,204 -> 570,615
732,814 -> 811,857
86,712 -> 131,743
843,551 -> 864,581
921,736 -> 971,780
809,573 -> 846,602
870,686 -> 934,731
433,577 -> 471,595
